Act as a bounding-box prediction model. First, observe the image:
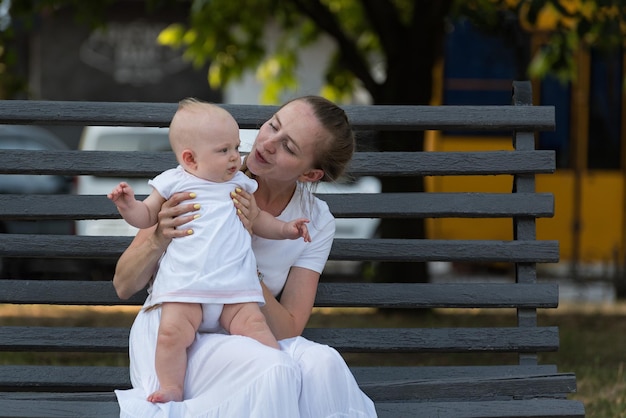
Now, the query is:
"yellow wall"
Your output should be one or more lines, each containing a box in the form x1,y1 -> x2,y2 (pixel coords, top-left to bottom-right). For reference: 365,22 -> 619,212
425,134 -> 626,264
536,171 -> 624,263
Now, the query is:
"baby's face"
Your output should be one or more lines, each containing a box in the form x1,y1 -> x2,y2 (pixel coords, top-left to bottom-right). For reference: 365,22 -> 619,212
194,131 -> 242,183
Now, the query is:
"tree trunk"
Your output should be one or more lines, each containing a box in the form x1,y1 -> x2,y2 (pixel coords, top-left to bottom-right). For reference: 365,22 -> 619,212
369,1 -> 451,284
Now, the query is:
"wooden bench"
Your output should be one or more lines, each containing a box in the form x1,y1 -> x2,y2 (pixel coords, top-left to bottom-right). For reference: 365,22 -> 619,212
0,81 -> 585,417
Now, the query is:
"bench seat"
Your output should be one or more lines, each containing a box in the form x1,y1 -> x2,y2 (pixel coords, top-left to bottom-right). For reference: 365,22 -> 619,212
0,394 -> 584,418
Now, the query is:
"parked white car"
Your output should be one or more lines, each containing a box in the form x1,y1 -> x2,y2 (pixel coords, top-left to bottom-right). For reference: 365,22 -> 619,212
75,126 -> 171,237
76,126 -> 381,275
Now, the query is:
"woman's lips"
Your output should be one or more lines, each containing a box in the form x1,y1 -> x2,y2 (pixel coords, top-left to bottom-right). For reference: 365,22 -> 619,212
255,150 -> 268,164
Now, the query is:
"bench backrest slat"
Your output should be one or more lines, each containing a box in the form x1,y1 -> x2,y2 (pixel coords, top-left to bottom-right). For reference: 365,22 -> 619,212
0,280 -> 559,308
0,101 -> 555,131
0,150 -> 555,176
0,193 -> 555,219
0,234 -> 560,262
0,326 -> 560,353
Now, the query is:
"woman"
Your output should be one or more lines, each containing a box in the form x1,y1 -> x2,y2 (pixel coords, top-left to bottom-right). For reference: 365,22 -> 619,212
113,96 -> 378,417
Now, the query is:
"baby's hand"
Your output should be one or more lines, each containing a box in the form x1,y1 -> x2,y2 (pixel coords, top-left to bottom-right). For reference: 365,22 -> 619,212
284,218 -> 311,242
107,182 -> 136,210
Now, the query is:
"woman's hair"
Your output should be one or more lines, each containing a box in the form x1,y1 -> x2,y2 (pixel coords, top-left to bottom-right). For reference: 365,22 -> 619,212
288,96 -> 355,183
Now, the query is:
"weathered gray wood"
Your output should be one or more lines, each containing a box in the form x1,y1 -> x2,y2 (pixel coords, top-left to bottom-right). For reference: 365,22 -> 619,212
0,192 -> 555,219
512,83 -> 542,365
375,399 -> 585,418
330,239 -> 560,262
0,235 -> 560,262
302,327 -> 560,352
0,393 -> 119,418
0,149 -> 555,176
351,365 -> 560,381
0,394 -> 584,418
512,81 -> 532,104
361,373 -> 578,401
0,364 -> 561,391
0,100 -> 555,131
315,282 -> 559,308
0,280 -> 559,308
0,326 -> 560,353
0,365 -> 577,402
0,366 -> 128,391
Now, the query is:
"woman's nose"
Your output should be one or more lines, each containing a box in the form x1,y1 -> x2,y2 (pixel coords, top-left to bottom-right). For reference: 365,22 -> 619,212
263,137 -> 277,154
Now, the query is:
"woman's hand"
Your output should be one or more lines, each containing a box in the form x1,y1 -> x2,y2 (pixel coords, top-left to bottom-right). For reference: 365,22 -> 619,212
157,191 -> 202,240
232,188 -> 260,234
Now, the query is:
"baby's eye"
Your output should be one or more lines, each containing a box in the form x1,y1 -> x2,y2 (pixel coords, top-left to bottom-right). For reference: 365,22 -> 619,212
220,148 -> 228,153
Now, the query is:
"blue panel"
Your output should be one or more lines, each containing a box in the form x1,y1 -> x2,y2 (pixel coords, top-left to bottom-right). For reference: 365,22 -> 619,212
588,49 -> 622,169
443,18 -> 517,107
539,76 -> 571,169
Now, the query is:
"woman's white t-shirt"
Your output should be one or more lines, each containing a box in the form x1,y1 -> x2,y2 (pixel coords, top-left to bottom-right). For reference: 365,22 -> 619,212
251,182 -> 335,297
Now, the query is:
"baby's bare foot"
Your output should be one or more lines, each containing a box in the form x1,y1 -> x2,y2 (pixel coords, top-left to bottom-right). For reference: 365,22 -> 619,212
147,387 -> 183,403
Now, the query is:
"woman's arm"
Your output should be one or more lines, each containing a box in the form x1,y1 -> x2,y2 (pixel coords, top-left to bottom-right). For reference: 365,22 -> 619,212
112,191 -> 199,299
260,266 -> 319,340
232,187 -> 322,339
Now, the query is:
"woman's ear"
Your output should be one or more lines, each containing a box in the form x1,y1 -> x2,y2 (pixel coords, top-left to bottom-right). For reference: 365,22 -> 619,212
299,168 -> 324,183
181,149 -> 197,170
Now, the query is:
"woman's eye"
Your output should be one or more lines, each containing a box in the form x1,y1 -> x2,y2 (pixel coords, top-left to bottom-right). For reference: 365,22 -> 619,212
282,141 -> 295,155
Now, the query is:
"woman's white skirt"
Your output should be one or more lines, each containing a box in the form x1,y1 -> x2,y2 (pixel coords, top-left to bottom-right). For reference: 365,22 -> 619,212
115,305 -> 377,418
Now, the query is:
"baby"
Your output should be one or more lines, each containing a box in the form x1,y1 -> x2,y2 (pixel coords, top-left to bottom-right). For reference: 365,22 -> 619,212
108,98 -> 310,403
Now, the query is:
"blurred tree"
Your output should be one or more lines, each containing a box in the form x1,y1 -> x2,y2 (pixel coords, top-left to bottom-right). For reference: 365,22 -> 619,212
1,0 -> 624,282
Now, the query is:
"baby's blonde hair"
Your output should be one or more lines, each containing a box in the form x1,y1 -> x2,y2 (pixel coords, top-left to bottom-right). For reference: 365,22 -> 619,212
169,98 -> 232,162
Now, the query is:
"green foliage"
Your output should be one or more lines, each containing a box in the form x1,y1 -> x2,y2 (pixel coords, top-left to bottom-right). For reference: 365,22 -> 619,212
1,0 -> 625,101
157,0 -> 297,103
157,0 -> 385,103
455,0 -> 626,83
528,0 -> 626,81
166,0 -> 626,102
528,30 -> 577,83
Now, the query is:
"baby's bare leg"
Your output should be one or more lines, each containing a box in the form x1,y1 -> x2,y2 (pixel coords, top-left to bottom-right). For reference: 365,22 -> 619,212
148,302 -> 202,403
220,303 -> 279,349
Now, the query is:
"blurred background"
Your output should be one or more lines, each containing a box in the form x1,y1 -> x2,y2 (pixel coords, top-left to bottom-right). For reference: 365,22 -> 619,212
0,0 -> 624,301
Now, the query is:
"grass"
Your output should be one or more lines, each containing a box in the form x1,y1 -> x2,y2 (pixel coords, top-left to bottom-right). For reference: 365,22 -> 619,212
2,302 -> 626,417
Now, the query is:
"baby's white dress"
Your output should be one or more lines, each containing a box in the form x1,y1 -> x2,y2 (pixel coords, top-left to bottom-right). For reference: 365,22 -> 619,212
148,166 -> 263,330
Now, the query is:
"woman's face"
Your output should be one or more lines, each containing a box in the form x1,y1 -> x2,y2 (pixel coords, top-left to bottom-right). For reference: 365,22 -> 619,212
247,100 -> 327,183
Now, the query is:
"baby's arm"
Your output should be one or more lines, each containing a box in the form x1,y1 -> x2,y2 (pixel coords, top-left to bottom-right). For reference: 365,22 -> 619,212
252,211 -> 311,242
107,182 -> 165,229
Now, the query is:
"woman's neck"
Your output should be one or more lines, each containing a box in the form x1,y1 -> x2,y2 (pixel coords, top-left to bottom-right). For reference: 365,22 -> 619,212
254,178 -> 297,217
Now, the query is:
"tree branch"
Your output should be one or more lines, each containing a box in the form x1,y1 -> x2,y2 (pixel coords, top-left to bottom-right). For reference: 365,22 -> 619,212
360,0 -> 406,56
290,0 -> 380,95
408,0 -> 453,40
